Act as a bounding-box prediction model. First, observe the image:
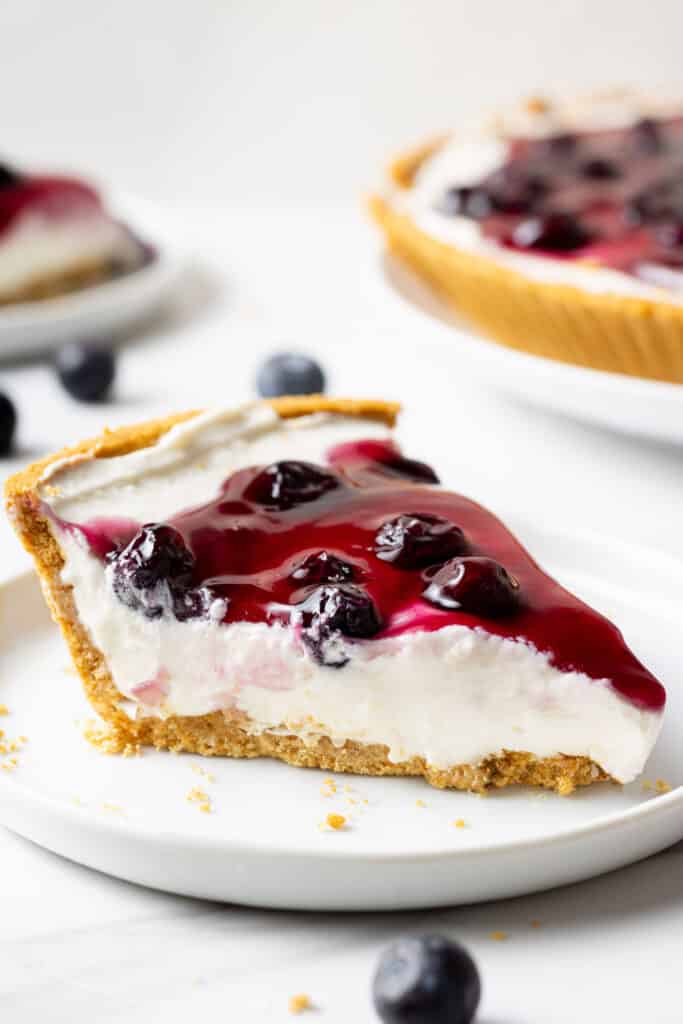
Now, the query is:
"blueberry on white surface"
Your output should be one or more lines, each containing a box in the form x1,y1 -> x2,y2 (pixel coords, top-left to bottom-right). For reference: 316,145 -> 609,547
372,934 -> 481,1024
55,342 -> 116,402
256,352 -> 325,398
0,392 -> 17,455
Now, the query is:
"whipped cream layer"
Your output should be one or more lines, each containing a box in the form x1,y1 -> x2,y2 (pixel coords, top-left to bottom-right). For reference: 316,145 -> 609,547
0,211 -> 141,300
397,92 -> 683,304
41,405 -> 662,782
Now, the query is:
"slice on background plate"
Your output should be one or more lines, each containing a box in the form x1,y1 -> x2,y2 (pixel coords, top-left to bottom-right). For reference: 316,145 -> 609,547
371,88 -> 683,383
4,396 -> 665,794
0,158 -> 150,305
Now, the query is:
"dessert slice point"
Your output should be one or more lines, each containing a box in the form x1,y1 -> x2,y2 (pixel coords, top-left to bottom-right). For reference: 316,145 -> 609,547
5,397 -> 664,794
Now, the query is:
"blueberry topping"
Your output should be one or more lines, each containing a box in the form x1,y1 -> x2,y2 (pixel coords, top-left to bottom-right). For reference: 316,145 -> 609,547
423,555 -> 520,617
299,584 -> 382,667
372,934 -> 481,1024
290,551 -> 356,585
628,176 -> 683,224
0,392 -> 17,456
244,460 -> 339,510
108,524 -> 196,619
658,222 -> 683,249
173,585 -> 223,623
580,157 -> 620,180
256,352 -> 325,398
55,342 -> 116,402
484,166 -> 549,214
440,185 -> 493,219
542,132 -> 578,157
511,212 -> 592,252
379,455 -> 440,484
374,514 -> 467,570
632,118 -> 663,155
0,164 -> 22,189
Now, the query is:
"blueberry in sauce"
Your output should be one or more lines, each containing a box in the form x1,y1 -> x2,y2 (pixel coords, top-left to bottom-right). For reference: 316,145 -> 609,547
632,117 -> 663,155
290,551 -> 356,585
440,185 -> 493,219
484,166 -> 549,214
580,157 -> 620,180
511,212 -> 592,252
0,392 -> 17,455
108,523 -> 196,619
542,132 -> 578,157
423,555 -> 520,618
628,176 -> 683,225
374,514 -> 467,570
0,164 -> 22,189
244,460 -> 339,510
372,934 -> 481,1024
55,342 -> 116,402
256,352 -> 325,398
379,455 -> 440,485
299,584 -> 382,667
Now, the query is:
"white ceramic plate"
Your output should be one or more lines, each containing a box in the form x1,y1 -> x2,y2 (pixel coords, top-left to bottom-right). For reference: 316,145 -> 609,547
0,521 -> 681,911
381,254 -> 683,446
0,194 -> 185,360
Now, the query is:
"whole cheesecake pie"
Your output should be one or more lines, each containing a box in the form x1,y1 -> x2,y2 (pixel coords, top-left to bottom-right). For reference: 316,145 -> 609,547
5,397 -> 664,793
0,160 -> 148,305
371,90 -> 683,383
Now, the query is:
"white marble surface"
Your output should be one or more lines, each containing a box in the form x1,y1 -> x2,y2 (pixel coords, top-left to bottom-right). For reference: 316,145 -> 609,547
1,206 -> 682,1022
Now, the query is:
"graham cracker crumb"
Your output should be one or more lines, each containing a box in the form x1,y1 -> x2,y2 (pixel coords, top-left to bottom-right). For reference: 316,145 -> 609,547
1,761 -> 16,771
191,765 -> 216,783
0,705 -> 8,716
325,812 -> 346,831
525,95 -> 551,114
187,786 -> 212,813
656,778 -> 672,794
102,802 -> 124,814
288,993 -> 312,1014
454,818 -> 466,829
416,799 -> 426,808
642,779 -> 653,792
0,744 -> 6,755
83,719 -> 140,757
490,931 -> 508,942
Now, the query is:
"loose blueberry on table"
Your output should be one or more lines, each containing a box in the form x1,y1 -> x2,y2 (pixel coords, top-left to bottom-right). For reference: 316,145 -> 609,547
0,391 -> 17,456
438,113 -> 683,277
372,934 -> 481,1024
55,342 -> 116,402
256,352 -> 325,398
82,435 -> 663,711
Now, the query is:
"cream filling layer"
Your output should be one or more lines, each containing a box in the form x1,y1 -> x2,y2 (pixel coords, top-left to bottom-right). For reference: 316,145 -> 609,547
0,213 -> 140,297
41,405 -> 662,782
395,99 -> 683,304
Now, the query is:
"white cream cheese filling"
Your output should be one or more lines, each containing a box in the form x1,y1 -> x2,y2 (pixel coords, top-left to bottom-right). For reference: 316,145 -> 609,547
0,212 -> 140,298
40,405 -> 663,782
394,92 -> 683,304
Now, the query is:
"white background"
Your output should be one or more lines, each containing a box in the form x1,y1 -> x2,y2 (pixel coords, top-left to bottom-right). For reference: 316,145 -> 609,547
1,3 -> 683,1022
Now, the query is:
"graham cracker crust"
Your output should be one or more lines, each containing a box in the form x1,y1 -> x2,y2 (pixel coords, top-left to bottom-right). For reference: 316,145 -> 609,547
5,397 -> 608,795
0,257 -> 128,306
371,143 -> 683,384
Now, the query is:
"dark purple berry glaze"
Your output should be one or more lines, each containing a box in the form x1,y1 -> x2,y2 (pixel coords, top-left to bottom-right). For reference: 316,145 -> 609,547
439,113 -> 683,279
69,437 -> 664,710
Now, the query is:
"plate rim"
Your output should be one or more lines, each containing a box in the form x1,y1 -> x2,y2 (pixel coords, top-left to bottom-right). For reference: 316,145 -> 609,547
1,516 -> 681,865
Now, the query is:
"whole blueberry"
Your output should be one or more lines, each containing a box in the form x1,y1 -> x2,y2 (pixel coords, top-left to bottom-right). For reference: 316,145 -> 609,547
0,164 -> 22,189
299,583 -> 382,667
256,352 -> 325,398
0,392 -> 17,456
55,342 -> 116,402
372,934 -> 481,1024
107,523 -> 195,619
290,551 -> 356,585
245,460 -> 339,510
423,555 -> 520,618
375,514 -> 467,570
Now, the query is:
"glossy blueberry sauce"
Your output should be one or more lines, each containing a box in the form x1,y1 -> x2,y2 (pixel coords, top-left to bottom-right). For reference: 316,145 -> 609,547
73,439 -> 665,711
0,176 -> 103,235
440,114 -> 683,281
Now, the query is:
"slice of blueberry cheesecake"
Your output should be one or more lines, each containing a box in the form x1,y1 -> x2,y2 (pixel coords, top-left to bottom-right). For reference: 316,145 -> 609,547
5,397 -> 664,793
0,159 -> 148,305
